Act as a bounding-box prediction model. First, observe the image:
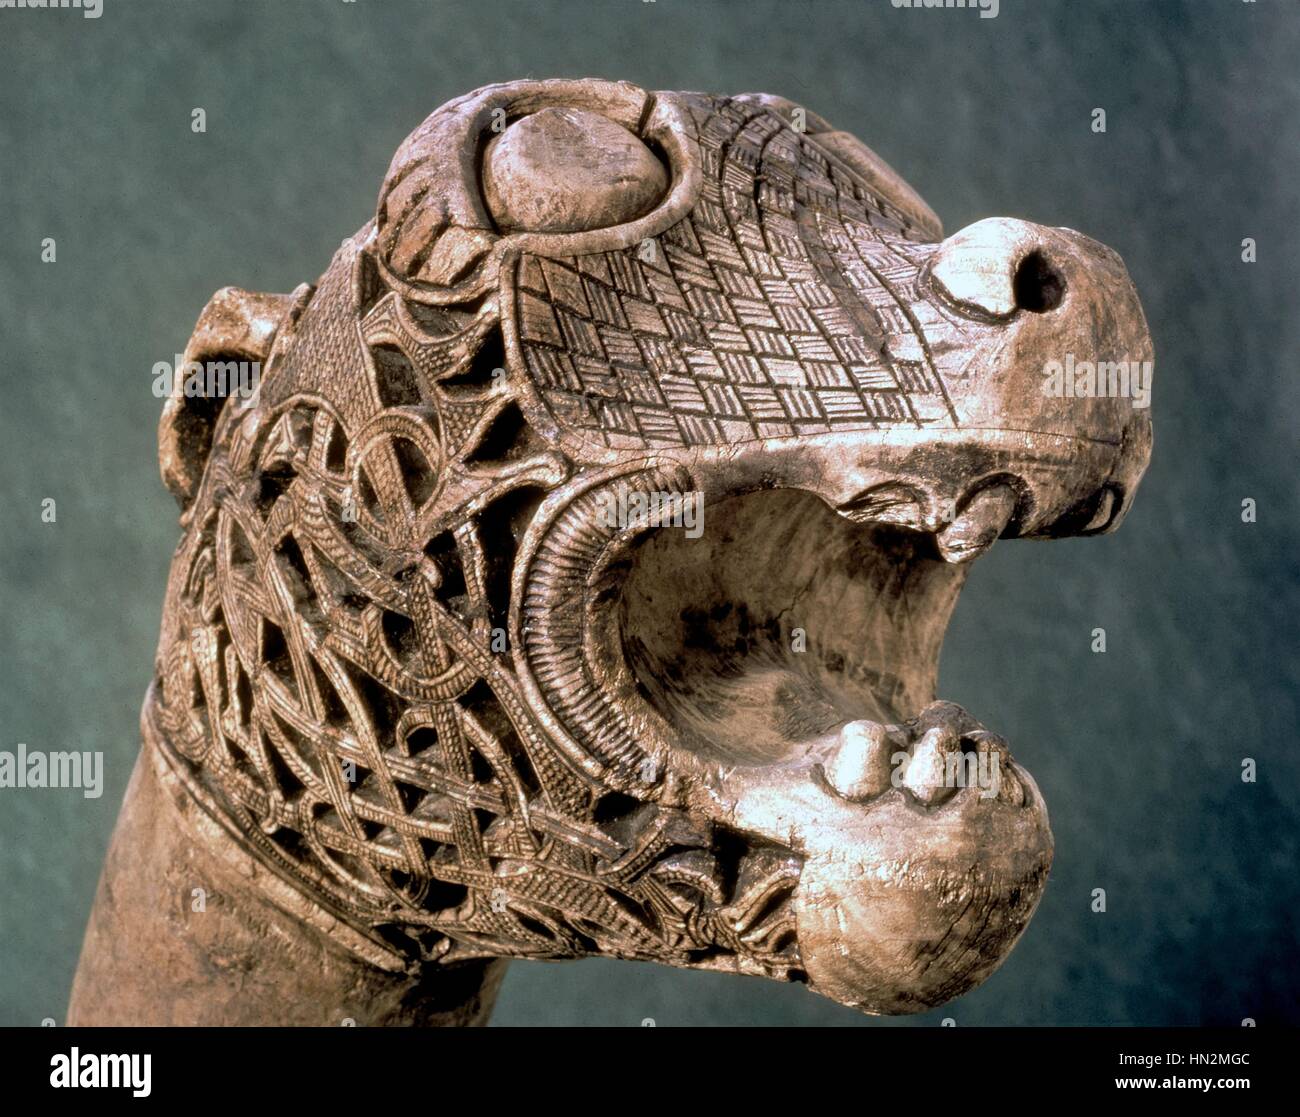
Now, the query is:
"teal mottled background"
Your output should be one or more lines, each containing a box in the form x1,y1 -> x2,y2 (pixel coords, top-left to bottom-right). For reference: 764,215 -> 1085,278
0,0 -> 1296,1026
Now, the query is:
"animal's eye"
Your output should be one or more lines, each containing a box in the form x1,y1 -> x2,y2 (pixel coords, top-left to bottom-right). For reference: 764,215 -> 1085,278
482,107 -> 669,235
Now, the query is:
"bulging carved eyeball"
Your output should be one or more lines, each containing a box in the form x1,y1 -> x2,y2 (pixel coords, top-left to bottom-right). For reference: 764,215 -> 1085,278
482,107 -> 669,234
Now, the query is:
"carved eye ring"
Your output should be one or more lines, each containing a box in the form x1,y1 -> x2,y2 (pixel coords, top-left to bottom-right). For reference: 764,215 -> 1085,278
370,81 -> 701,305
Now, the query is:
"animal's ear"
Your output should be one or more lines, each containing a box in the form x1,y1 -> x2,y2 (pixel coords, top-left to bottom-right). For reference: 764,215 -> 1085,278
732,92 -> 944,242
158,286 -> 297,510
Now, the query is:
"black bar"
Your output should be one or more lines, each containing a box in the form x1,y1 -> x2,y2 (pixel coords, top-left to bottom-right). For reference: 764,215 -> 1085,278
3,1026 -> 1282,1102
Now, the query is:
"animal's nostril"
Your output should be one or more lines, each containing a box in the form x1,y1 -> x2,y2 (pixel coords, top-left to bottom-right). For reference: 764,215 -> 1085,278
928,219 -> 1066,319
1012,251 -> 1066,313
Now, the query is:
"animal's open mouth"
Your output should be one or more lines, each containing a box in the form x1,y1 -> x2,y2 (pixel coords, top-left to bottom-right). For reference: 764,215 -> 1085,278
610,486 -> 1036,808
556,482 -> 1054,1012
618,487 -> 965,764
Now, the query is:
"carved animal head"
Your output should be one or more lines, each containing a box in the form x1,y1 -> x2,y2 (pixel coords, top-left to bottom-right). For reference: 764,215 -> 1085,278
152,79 -> 1152,1013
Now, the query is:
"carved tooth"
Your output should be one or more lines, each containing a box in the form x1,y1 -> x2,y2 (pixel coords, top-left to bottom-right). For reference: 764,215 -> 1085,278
826,720 -> 893,802
964,730 -> 1025,806
835,484 -> 925,530
901,726 -> 961,806
998,764 -> 1025,807
968,730 -> 1010,800
935,485 -> 1017,564
1083,487 -> 1117,533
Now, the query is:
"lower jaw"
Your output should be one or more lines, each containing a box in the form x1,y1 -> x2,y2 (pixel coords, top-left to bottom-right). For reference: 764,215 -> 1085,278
713,707 -> 1054,1013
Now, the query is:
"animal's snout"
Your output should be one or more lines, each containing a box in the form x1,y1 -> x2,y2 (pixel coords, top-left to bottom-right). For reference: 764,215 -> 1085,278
928,217 -> 1069,320
912,216 -> 1154,539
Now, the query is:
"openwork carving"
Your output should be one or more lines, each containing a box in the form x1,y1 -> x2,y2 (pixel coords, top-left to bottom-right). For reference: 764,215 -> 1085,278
86,79 -> 1154,1017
